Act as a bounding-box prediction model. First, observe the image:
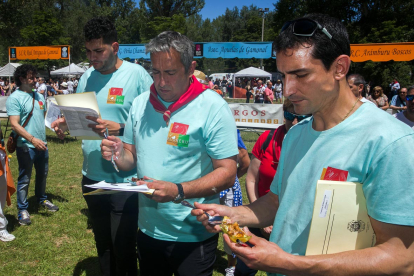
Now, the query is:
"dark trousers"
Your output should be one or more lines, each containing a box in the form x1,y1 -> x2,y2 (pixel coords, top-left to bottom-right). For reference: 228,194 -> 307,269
137,230 -> 218,276
235,228 -> 267,276
82,176 -> 139,276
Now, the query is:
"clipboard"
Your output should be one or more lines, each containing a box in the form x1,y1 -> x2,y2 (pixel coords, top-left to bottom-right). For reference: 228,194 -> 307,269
305,180 -> 376,256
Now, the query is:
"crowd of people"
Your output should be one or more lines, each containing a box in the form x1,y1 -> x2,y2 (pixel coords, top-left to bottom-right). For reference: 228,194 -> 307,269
0,76 -> 79,98
209,76 -> 284,105
0,13 -> 413,276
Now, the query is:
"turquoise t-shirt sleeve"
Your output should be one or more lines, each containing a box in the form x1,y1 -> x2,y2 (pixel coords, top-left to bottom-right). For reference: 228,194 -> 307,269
6,96 -> 21,116
76,74 -> 87,93
364,133 -> 414,226
204,103 -> 238,159
270,128 -> 291,196
138,72 -> 153,94
122,98 -> 136,145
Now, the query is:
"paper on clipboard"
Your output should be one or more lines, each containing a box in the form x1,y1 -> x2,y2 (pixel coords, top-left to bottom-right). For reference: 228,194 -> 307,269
54,92 -> 100,116
83,181 -> 155,195
53,92 -> 102,140
305,180 -> 376,256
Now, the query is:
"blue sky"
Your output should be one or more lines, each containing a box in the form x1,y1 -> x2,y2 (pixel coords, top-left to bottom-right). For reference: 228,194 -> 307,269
200,0 -> 276,20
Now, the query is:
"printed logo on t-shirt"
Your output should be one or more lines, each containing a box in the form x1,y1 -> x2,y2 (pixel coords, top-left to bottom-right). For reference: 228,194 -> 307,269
39,101 -> 44,110
107,88 -> 124,104
167,122 -> 190,147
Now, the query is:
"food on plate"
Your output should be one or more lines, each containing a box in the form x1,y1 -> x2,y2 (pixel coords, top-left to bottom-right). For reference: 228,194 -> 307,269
220,216 -> 251,243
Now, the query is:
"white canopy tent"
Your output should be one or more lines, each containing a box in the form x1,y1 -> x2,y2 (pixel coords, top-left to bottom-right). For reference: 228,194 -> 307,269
233,67 -> 272,81
0,63 -> 22,77
50,63 -> 85,76
232,67 -> 272,99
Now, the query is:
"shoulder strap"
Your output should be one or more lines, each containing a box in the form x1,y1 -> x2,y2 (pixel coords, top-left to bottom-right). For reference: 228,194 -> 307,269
21,92 -> 36,128
12,92 -> 35,140
260,129 -> 276,153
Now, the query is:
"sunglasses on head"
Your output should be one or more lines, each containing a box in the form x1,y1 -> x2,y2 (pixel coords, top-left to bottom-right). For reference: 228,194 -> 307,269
284,111 -> 311,122
406,95 -> 414,101
280,18 -> 345,54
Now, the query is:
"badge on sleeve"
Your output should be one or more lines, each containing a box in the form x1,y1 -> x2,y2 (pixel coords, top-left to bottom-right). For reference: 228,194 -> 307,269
167,122 -> 190,147
107,88 -> 124,104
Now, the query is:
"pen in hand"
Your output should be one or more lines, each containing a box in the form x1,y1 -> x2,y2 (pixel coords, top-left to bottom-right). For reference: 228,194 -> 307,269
104,128 -> 119,172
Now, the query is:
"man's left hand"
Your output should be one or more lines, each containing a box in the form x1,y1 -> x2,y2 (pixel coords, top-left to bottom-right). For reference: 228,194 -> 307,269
137,177 -> 179,203
86,116 -> 121,136
225,227 -> 288,273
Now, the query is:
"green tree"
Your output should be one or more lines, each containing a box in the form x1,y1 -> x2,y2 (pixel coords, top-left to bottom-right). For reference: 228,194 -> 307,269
272,0 -> 414,87
139,0 -> 204,18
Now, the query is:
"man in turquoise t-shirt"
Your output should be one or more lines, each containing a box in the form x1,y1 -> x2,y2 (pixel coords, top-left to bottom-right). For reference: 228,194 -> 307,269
101,31 -> 238,276
7,64 -> 59,226
52,17 -> 152,276
193,14 -> 414,276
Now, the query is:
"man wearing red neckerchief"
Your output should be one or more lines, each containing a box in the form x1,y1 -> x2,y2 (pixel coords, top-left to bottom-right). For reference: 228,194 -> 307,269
101,31 -> 238,276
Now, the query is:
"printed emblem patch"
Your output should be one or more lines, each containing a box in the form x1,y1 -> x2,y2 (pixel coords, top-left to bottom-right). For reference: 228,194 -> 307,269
167,122 -> 190,147
107,88 -> 124,104
39,101 -> 44,110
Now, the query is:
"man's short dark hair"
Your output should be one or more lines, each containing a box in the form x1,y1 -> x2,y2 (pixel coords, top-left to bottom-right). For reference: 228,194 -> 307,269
274,13 -> 350,71
407,85 -> 414,94
348,74 -> 367,97
347,74 -> 365,86
14,64 -> 37,86
84,17 -> 117,44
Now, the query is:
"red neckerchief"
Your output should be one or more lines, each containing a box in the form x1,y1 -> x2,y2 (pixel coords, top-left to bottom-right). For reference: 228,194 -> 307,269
149,75 -> 208,126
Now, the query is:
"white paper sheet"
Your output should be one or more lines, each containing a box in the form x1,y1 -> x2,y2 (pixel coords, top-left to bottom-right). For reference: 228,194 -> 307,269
84,181 -> 155,195
45,101 -> 62,131
57,105 -> 101,139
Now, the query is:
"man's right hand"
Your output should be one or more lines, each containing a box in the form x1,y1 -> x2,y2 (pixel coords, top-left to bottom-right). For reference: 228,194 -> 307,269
191,202 -> 233,233
101,135 -> 123,161
32,137 -> 47,151
51,117 -> 68,140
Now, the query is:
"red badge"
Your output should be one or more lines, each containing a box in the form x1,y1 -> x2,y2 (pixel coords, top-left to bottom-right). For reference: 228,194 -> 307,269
109,88 -> 123,96
323,167 -> 348,182
171,122 -> 189,135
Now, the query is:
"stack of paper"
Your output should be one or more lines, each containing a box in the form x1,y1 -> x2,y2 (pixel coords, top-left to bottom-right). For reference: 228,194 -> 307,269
83,181 -> 155,196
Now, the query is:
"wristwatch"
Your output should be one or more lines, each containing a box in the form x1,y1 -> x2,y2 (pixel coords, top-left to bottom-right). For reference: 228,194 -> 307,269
173,183 -> 185,204
117,123 -> 125,136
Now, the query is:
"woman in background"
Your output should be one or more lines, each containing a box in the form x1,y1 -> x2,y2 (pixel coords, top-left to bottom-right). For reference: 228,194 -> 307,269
367,86 -> 389,110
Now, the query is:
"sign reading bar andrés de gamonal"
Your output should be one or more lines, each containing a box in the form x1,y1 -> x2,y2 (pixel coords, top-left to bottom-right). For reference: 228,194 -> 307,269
350,43 -> 414,62
9,46 -> 70,60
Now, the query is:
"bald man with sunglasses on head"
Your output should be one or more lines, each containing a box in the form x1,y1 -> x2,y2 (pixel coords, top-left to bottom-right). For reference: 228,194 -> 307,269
193,13 -> 414,276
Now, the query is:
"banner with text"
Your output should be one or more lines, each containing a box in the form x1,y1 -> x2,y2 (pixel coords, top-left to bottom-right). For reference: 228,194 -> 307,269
9,46 -> 70,60
350,43 -> 414,62
229,103 -> 283,126
194,42 -> 272,59
118,45 -> 149,60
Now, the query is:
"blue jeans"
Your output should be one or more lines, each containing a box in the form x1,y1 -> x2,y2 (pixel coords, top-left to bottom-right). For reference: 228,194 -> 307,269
16,146 -> 48,211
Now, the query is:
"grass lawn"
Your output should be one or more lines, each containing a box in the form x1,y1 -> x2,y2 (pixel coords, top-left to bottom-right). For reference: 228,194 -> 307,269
0,119 -> 267,276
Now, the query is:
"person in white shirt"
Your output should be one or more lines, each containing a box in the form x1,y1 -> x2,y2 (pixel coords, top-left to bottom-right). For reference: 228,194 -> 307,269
394,86 -> 414,130
37,77 -> 47,99
67,79 -> 74,94
55,82 -> 69,95
273,79 -> 283,102
390,78 -> 400,96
